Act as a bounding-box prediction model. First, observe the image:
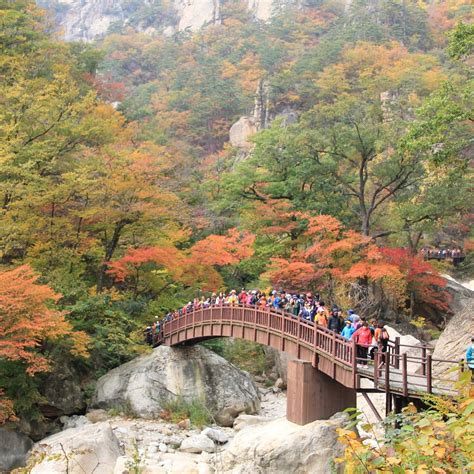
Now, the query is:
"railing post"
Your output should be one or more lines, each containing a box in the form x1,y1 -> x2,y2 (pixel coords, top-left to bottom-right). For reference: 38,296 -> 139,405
297,318 -> 301,359
352,338 -> 357,389
458,359 -> 465,382
426,354 -> 432,394
331,330 -> 337,378
394,337 -> 400,369
280,311 -> 285,351
266,306 -> 271,346
312,321 -> 318,368
402,353 -> 408,397
384,355 -> 390,398
373,349 -> 379,389
421,345 -> 427,376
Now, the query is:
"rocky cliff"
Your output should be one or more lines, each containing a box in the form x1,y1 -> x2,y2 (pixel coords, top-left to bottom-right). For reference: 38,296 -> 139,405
37,0 -> 298,41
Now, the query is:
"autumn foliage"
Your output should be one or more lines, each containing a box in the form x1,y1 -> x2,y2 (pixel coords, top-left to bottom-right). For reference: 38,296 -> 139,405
107,229 -> 255,292
265,214 -> 402,294
0,265 -> 89,375
380,248 -> 451,312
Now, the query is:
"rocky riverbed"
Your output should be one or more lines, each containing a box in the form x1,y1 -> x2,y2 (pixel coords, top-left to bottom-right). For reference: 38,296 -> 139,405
19,385 -> 346,474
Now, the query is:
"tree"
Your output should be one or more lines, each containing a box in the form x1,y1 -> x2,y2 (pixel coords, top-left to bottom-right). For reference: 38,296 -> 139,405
0,264 -> 89,423
380,247 -> 450,317
218,41 -> 446,236
264,214 -> 404,311
106,229 -> 256,294
0,265 -> 88,374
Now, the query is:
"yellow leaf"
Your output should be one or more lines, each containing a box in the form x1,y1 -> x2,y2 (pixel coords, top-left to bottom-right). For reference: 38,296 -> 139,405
435,447 -> 446,459
387,457 -> 401,465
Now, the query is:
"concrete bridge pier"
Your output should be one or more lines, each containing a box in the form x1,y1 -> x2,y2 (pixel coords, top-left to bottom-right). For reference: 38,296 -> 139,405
286,360 -> 356,425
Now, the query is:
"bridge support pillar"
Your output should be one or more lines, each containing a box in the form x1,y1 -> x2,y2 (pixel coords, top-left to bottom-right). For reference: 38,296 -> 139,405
286,360 -> 356,425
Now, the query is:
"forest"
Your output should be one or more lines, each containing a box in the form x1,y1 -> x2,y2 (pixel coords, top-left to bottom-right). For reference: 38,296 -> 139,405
0,0 -> 473,441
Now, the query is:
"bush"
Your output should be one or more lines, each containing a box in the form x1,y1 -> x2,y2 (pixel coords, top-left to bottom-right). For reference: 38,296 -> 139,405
223,339 -> 268,375
335,372 -> 474,472
161,397 -> 212,428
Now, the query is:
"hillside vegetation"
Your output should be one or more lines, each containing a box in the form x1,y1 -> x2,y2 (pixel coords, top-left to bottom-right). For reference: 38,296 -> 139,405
0,0 -> 473,428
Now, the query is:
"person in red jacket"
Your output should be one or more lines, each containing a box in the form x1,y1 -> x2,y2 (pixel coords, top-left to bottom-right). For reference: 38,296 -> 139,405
353,321 -> 373,366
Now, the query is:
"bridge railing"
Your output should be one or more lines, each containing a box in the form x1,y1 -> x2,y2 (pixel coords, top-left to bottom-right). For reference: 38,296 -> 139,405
159,303 -> 355,366
157,304 -> 463,398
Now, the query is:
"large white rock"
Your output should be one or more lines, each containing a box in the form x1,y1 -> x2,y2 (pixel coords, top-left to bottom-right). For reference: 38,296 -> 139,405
174,0 -> 220,31
432,283 -> 473,378
37,0 -> 124,42
27,422 -> 120,474
201,427 -> 228,444
232,413 -> 273,431
247,0 -> 275,21
229,116 -> 258,149
215,414 -> 347,473
180,434 -> 215,453
92,345 -> 260,426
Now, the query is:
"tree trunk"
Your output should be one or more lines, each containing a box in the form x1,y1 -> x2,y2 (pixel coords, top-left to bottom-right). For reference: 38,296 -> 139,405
96,218 -> 132,292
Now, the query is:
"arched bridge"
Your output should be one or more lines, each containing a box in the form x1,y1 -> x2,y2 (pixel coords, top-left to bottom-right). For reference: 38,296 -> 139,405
156,305 -> 462,424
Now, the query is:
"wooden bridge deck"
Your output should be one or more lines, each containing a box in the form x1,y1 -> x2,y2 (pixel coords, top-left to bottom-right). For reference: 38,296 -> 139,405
157,305 -> 462,399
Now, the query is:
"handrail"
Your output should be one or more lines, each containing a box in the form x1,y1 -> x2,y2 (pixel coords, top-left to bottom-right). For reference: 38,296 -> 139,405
156,303 -> 462,398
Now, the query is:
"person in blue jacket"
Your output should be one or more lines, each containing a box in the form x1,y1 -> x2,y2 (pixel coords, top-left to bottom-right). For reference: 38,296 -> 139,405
341,320 -> 355,340
466,336 -> 474,382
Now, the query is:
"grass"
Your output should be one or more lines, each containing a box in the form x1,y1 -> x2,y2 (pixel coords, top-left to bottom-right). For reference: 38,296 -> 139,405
161,396 -> 212,428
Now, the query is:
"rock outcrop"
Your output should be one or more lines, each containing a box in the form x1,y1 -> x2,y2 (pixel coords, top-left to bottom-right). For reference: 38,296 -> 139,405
92,345 -> 260,426
264,346 -> 297,385
38,363 -> 85,418
432,282 -> 473,377
213,413 -> 347,473
0,428 -> 34,472
37,0 -> 125,42
38,0 -> 300,41
175,0 -> 220,32
26,422 -> 121,474
229,116 -> 258,149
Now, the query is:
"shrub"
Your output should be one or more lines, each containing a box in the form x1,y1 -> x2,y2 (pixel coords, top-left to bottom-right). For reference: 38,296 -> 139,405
161,397 -> 212,428
334,372 -> 474,472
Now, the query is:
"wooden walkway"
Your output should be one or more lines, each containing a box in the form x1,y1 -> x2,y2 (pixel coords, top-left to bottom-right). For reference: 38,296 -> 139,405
156,305 -> 463,399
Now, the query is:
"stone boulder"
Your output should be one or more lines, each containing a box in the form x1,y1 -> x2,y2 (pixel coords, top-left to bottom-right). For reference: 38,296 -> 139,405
264,346 -> 297,385
202,427 -> 229,444
233,414 -> 273,431
229,116 -> 258,149
0,428 -> 33,471
180,434 -> 215,453
175,0 -> 220,32
26,422 -> 120,474
213,413 -> 347,473
92,345 -> 260,426
38,362 -> 85,417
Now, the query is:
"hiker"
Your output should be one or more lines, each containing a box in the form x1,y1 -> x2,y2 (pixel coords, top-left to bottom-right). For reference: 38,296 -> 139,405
341,320 -> 355,340
374,322 -> 390,362
353,321 -> 373,366
466,337 -> 474,382
227,290 -> 238,305
328,309 -> 342,333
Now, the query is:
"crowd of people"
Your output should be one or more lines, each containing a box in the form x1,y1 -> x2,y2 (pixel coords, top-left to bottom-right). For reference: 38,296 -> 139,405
146,289 -> 391,364
420,247 -> 464,261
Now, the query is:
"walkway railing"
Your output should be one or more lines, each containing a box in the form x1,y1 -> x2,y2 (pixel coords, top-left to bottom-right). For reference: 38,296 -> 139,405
157,304 -> 463,398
